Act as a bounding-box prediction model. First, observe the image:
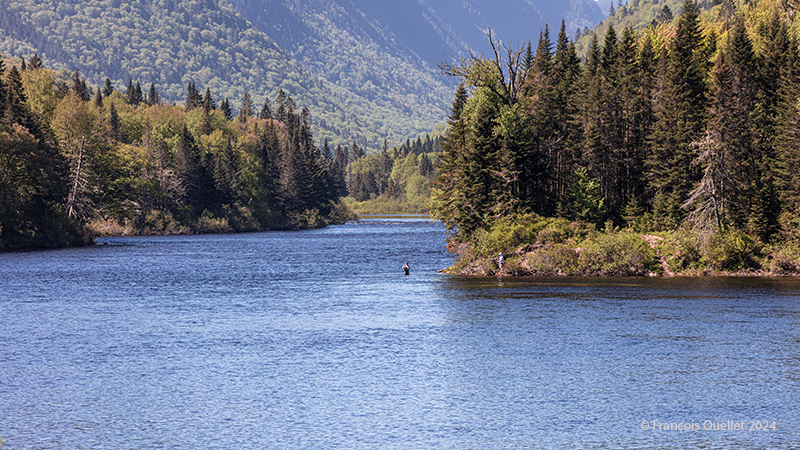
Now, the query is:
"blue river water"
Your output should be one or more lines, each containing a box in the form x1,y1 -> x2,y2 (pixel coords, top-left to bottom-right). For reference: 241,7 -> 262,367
1,217 -> 800,449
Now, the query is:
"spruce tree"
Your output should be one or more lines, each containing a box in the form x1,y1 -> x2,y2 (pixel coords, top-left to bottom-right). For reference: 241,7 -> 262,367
202,87 -> 215,111
4,66 -> 29,127
131,81 -> 143,106
72,70 -> 89,101
102,78 -> 114,97
432,84 -> 469,235
238,92 -> 254,124
220,97 -> 232,120
184,82 -> 202,110
646,0 -> 707,227
550,19 -> 582,204
94,89 -> 103,109
107,101 -> 120,142
28,54 -> 42,69
125,78 -> 135,104
260,99 -> 273,120
148,83 -> 159,106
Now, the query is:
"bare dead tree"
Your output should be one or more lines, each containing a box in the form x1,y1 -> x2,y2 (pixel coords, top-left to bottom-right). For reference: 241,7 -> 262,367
67,137 -> 86,219
438,30 -> 528,107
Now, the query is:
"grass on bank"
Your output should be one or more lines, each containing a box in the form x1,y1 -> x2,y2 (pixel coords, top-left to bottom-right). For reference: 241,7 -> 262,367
87,200 -> 356,236
447,213 -> 800,277
343,195 -> 429,215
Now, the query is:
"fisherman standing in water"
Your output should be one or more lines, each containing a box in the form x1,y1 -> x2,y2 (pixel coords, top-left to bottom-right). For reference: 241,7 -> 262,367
403,261 -> 411,275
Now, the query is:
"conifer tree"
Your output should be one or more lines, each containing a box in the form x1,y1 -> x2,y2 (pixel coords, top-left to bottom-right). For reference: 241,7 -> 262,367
72,70 -> 89,101
202,87 -> 215,111
107,101 -> 120,142
131,81 -> 143,106
148,83 -> 159,106
550,19 -> 582,204
102,78 -> 114,97
432,83 -> 471,235
238,92 -> 254,124
28,54 -> 42,69
184,81 -> 202,110
4,66 -> 29,127
220,97 -> 232,120
260,98 -> 273,120
275,89 -> 287,122
646,0 -> 707,227
775,23 -> 800,212
94,89 -> 103,109
125,78 -> 135,104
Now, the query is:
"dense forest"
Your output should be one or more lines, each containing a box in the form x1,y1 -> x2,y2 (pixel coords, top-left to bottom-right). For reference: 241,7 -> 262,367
345,135 -> 442,213
0,56 -> 353,250
432,0 -> 800,275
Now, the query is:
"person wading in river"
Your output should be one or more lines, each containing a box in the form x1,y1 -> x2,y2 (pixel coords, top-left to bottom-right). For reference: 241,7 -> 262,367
403,261 -> 411,275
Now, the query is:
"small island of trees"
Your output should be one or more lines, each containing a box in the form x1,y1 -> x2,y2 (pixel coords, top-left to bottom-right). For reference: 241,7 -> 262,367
432,0 -> 800,276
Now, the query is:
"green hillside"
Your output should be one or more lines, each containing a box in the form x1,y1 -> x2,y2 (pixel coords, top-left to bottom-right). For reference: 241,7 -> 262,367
0,0 -> 444,148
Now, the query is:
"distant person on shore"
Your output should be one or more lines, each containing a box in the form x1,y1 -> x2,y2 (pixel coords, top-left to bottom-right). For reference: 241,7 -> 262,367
498,253 -> 504,272
403,261 -> 411,275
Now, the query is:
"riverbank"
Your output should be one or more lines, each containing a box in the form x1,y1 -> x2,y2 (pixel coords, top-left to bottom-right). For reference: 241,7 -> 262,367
443,215 -> 800,277
87,202 -> 356,237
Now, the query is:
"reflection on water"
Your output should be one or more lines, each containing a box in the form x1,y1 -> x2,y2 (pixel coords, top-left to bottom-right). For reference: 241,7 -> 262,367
1,219 -> 800,449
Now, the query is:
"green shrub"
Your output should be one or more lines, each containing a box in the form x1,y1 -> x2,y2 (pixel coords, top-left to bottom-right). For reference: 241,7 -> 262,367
657,229 -> 703,273
472,213 -> 539,257
767,246 -> 800,275
137,209 -> 190,235
578,231 -> 659,276
223,203 -> 260,232
196,210 -> 232,234
526,245 -> 580,276
701,228 -> 762,271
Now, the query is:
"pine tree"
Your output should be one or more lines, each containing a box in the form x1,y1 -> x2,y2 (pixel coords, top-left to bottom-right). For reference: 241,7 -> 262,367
646,0 -> 707,227
148,83 -> 159,106
260,98 -> 273,119
238,92 -> 254,124
202,87 -> 215,111
107,101 -> 120,142
102,78 -> 114,97
184,81 -> 202,110
72,70 -> 89,101
220,97 -> 232,120
94,89 -> 103,109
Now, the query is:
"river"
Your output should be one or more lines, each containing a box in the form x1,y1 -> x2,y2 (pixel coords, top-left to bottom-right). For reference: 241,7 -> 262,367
1,217 -> 799,449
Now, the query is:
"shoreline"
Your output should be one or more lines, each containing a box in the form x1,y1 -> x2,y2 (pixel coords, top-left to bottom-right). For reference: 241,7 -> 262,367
441,228 -> 800,278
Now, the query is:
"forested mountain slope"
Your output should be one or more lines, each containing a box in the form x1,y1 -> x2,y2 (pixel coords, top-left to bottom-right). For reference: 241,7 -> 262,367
0,0 -> 605,150
0,0 -> 439,148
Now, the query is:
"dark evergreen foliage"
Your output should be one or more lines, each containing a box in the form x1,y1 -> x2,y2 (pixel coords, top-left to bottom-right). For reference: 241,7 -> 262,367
220,97 -> 232,120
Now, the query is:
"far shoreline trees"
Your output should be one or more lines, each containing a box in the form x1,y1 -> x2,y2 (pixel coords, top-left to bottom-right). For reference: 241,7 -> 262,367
1,56 -> 355,250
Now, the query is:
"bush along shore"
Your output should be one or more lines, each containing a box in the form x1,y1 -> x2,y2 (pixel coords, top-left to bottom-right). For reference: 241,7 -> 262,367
443,214 -> 800,277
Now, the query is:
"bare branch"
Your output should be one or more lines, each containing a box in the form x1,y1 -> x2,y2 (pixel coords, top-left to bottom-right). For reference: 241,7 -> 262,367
439,29 -> 528,106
